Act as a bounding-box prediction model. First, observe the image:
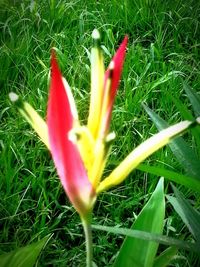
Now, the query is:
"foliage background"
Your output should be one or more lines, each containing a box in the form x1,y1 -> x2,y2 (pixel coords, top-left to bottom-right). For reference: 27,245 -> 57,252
0,0 -> 200,266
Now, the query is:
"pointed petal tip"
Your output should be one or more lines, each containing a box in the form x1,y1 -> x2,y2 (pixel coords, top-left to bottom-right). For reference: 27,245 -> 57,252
120,35 -> 128,50
92,29 -> 100,39
50,48 -> 60,71
50,49 -> 63,84
50,47 -> 55,58
118,35 -> 128,56
50,49 -> 57,66
123,35 -> 128,44
9,92 -> 19,102
109,60 -> 115,70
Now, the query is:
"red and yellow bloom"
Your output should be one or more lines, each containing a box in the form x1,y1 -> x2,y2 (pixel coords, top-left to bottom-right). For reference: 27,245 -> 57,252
10,30 -> 195,219
47,30 -> 127,219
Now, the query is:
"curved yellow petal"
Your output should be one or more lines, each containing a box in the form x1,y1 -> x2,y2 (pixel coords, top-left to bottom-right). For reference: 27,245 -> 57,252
87,29 -> 105,139
68,126 -> 95,176
9,92 -> 49,149
62,77 -> 79,122
88,140 -> 106,188
97,120 -> 194,193
88,132 -> 116,188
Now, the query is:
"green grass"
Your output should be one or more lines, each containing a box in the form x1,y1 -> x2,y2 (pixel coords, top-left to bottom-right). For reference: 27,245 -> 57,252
1,0 -> 200,266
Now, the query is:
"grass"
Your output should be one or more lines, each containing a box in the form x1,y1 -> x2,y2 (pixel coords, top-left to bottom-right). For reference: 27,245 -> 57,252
1,0 -> 200,266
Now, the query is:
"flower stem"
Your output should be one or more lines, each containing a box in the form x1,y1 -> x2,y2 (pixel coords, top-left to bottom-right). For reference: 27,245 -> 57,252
82,218 -> 93,267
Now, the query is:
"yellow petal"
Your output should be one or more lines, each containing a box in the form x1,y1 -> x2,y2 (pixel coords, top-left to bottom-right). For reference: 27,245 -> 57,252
9,92 -> 50,149
88,140 -> 106,188
62,77 -> 79,122
89,132 -> 116,188
98,67 -> 112,137
68,126 -> 95,176
87,29 -> 105,139
97,120 -> 194,193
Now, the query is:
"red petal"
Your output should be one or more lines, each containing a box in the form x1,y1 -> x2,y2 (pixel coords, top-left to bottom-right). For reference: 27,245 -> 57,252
107,35 -> 128,99
102,36 -> 128,135
47,51 -> 95,217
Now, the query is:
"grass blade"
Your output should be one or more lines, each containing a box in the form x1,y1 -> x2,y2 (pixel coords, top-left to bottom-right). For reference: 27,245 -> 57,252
167,185 -> 200,244
150,71 -> 182,90
153,247 -> 178,267
92,225 -> 198,253
183,82 -> 200,117
136,163 -> 200,193
169,93 -> 200,151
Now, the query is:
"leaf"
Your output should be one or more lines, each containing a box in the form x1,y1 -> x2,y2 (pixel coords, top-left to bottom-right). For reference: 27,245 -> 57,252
153,247 -> 178,267
92,225 -> 198,252
113,178 -> 165,267
143,104 -> 200,180
183,82 -> 200,117
136,164 -> 200,193
150,71 -> 182,90
0,235 -> 51,267
168,93 -> 200,150
167,185 -> 200,244
182,83 -> 200,151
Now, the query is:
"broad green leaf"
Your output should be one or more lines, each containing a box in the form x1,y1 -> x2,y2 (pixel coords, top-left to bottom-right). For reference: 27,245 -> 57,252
0,235 -> 51,267
143,104 -> 200,180
92,225 -> 198,252
9,92 -> 50,149
169,94 -> 194,121
153,247 -> 178,267
168,93 -> 200,150
136,164 -> 200,193
183,82 -> 200,117
113,178 -> 165,267
167,185 -> 200,244
182,83 -> 200,151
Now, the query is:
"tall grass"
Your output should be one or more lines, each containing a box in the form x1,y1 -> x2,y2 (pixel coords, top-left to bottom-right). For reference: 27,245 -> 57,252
1,0 -> 200,266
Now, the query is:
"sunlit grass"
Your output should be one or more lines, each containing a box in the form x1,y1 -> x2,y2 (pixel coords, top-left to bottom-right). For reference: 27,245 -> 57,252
1,0 -> 200,266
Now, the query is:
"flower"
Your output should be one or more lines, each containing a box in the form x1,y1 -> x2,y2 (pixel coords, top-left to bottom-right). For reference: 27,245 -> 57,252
9,30 -> 196,219
47,30 -> 128,219
47,51 -> 96,219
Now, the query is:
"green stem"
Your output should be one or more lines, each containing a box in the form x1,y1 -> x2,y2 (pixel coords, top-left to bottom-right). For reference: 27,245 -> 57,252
82,218 -> 93,267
